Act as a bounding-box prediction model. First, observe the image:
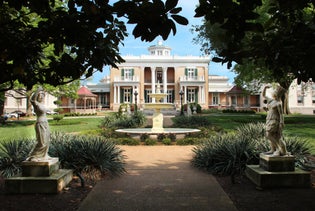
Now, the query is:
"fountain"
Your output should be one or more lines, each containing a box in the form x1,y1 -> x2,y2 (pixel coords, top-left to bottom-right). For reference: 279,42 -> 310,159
115,82 -> 200,139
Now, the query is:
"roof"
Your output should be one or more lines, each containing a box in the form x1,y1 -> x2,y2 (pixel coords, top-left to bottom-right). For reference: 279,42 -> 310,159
227,86 -> 244,94
77,86 -> 97,97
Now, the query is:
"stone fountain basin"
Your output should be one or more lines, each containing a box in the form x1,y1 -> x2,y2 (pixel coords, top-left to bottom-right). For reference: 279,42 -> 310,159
144,103 -> 174,109
115,128 -> 200,134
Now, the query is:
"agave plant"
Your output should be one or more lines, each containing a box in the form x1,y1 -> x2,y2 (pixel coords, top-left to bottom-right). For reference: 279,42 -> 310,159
50,132 -> 126,187
0,139 -> 35,177
192,122 -> 313,181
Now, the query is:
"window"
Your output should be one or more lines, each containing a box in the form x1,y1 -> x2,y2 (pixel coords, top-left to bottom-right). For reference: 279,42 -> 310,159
156,70 -> 163,83
100,94 -> 108,106
297,95 -> 304,104
212,93 -> 219,105
187,88 -> 196,103
145,90 -> 152,103
167,90 -> 173,103
231,96 -> 236,106
157,50 -> 162,55
187,68 -> 195,79
123,88 -> 131,103
124,69 -> 133,80
244,95 -> 249,106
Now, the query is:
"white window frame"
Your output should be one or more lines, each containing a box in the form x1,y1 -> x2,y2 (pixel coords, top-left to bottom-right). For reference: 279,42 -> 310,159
124,69 -> 133,81
212,93 -> 219,105
187,88 -> 196,103
124,88 -> 131,103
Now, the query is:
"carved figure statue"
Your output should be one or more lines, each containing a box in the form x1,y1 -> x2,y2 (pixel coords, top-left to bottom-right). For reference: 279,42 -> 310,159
27,86 -> 51,161
262,84 -> 288,156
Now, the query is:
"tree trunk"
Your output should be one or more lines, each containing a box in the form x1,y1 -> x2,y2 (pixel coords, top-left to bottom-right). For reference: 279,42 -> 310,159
26,90 -> 33,116
282,91 -> 290,115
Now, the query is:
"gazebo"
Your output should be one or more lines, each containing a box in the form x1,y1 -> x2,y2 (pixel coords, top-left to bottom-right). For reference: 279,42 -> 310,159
75,86 -> 97,113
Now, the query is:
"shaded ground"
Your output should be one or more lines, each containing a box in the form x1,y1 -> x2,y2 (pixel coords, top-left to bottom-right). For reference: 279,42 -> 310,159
217,170 -> 315,211
0,176 -> 93,211
1,169 -> 314,210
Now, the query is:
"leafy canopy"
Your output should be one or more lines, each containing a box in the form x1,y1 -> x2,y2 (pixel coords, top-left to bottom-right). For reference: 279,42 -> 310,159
0,0 -> 188,90
194,0 -> 315,83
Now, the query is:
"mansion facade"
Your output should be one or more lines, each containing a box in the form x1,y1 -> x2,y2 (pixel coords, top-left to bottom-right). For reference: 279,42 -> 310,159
3,42 -> 315,115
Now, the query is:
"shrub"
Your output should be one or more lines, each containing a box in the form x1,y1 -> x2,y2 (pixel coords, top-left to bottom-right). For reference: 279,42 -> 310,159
119,138 -> 140,146
49,132 -> 125,186
140,133 -> 149,142
162,138 -> 172,145
191,122 -> 313,181
192,134 -> 256,181
189,103 -> 202,113
168,133 -> 176,142
144,139 -> 157,145
53,114 -> 64,122
0,139 -> 35,177
176,138 -> 198,145
172,116 -> 212,128
100,111 -> 146,129
157,133 -> 166,142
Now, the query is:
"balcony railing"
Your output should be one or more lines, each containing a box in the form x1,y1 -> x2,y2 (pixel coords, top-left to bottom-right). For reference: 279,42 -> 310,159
179,76 -> 205,82
114,76 -> 139,82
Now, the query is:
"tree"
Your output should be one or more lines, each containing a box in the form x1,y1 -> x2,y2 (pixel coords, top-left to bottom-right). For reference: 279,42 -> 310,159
0,0 -> 188,91
194,0 -> 315,113
194,0 -> 315,83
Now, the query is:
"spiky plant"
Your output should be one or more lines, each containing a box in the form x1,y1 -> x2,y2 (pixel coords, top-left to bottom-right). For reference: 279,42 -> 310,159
50,132 -> 126,187
0,139 -> 35,177
192,134 -> 256,182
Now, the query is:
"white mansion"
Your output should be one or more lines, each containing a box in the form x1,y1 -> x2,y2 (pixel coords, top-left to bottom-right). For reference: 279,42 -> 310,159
3,42 -> 315,115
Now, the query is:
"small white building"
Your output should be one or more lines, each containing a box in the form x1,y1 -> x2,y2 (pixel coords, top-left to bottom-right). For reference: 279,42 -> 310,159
4,90 -> 57,114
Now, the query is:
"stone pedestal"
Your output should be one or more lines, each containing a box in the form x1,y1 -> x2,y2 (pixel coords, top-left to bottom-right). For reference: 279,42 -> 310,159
5,158 -> 73,194
151,110 -> 164,132
246,153 -> 311,189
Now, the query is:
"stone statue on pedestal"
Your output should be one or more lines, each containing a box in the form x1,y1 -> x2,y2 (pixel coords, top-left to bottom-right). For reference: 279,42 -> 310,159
27,86 -> 51,161
262,84 -> 288,156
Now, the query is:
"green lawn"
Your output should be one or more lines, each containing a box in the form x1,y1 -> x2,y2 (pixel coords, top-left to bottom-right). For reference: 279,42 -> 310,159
0,117 -> 103,141
1,114 -> 315,152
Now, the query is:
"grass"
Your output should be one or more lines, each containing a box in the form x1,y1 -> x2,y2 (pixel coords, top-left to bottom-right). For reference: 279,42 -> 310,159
1,114 -> 315,153
0,117 -> 102,141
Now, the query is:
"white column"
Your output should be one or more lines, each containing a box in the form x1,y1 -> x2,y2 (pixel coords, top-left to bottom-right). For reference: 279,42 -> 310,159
163,67 -> 167,102
114,85 -> 117,104
151,67 -> 156,103
184,86 -> 187,104
118,85 -> 121,104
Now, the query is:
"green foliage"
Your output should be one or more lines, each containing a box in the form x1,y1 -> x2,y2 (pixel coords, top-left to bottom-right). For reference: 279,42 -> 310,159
101,111 -> 146,129
172,116 -> 212,128
52,114 -> 64,122
162,138 -> 172,145
194,0 -> 315,83
157,133 -> 166,142
189,103 -> 202,113
0,139 -> 35,177
144,139 -> 157,146
192,122 -> 312,179
115,138 -> 140,146
0,0 -> 187,90
140,134 -> 149,142
222,109 -> 256,114
168,133 -> 176,142
49,132 -> 126,181
176,138 -> 200,145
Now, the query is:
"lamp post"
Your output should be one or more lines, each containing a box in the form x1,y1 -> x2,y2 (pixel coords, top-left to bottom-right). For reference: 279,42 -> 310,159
179,89 -> 184,115
134,89 -> 138,112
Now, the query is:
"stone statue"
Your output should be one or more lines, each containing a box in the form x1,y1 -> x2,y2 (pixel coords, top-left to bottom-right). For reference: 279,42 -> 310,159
27,86 -> 51,161
262,84 -> 288,156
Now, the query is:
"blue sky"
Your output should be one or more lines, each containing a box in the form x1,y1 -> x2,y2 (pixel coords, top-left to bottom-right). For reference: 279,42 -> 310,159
90,0 -> 236,84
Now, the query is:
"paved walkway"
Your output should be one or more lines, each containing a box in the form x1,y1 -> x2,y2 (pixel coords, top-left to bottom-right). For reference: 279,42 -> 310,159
78,146 -> 237,211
